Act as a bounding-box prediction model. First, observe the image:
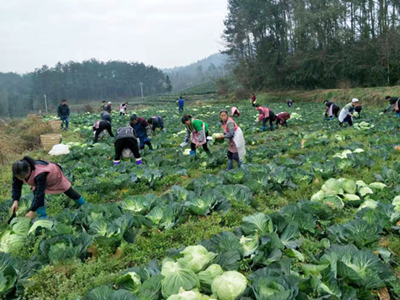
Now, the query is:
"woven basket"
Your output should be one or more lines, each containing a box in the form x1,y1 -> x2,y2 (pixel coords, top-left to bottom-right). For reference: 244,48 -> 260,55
40,134 -> 62,152
49,120 -> 62,132
28,114 -> 41,121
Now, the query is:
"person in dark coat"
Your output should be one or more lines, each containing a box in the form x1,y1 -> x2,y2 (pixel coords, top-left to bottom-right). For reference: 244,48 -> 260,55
57,99 -> 70,130
130,115 -> 153,150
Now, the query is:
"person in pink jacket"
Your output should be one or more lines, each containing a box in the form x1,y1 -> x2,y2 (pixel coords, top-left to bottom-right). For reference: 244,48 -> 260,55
256,105 -> 276,131
230,107 -> 240,117
10,156 -> 86,219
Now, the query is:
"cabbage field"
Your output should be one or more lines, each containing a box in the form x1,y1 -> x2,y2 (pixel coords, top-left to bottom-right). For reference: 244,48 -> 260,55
1,99 -> 400,299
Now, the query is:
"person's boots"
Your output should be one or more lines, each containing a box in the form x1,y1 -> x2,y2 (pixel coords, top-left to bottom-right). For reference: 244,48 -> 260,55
262,126 -> 266,132
226,159 -> 233,171
113,160 -> 120,166
190,150 -> 196,156
136,158 -> 143,165
73,197 -> 86,207
205,150 -> 212,157
36,206 -> 47,219
269,125 -> 274,131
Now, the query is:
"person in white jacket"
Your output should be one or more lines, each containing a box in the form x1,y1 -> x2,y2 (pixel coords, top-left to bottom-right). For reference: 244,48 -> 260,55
339,98 -> 360,126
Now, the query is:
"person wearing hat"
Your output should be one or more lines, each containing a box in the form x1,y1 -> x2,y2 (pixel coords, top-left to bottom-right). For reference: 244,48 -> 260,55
113,125 -> 142,166
256,104 -> 276,131
104,102 -> 112,114
338,98 -> 360,126
219,109 -> 245,170
323,100 -> 340,120
10,156 -> 86,219
384,96 -> 400,115
130,114 -> 153,150
181,115 -> 211,157
57,99 -> 70,130
148,116 -> 166,133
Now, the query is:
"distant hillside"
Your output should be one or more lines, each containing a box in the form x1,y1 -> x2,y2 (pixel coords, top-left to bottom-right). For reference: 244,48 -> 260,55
163,53 -> 230,92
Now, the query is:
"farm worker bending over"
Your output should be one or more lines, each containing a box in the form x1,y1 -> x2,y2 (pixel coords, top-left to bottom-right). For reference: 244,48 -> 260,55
219,109 -> 246,170
287,99 -> 294,107
148,116 -> 166,133
57,99 -> 70,130
353,105 -> 362,118
101,110 -> 112,123
113,126 -> 142,166
231,107 -> 240,117
384,96 -> 400,116
339,98 -> 360,126
276,112 -> 290,127
10,156 -> 86,220
251,93 -> 257,107
119,102 -> 128,116
130,114 -> 153,150
181,115 -> 211,157
324,100 -> 340,120
93,118 -> 114,143
104,102 -> 112,114
256,105 -> 276,131
178,96 -> 184,113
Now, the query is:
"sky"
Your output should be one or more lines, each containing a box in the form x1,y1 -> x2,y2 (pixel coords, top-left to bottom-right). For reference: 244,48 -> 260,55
0,0 -> 228,74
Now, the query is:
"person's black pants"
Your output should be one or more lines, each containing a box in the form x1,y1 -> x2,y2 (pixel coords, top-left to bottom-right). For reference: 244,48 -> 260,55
64,187 -> 81,200
227,151 -> 239,161
190,131 -> 209,152
332,106 -> 340,118
94,123 -> 113,143
341,115 -> 353,126
114,138 -> 141,160
262,112 -> 276,127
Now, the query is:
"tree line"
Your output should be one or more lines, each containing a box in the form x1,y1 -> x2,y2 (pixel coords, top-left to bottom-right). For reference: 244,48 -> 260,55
164,54 -> 229,92
223,0 -> 400,90
0,59 -> 170,118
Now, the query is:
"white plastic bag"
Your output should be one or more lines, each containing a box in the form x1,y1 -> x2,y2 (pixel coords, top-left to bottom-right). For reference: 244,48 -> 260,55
49,144 -> 70,156
122,148 -> 133,158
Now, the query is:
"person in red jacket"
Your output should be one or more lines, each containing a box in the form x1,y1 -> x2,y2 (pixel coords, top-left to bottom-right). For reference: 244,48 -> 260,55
251,94 -> 257,107
276,112 -> 290,127
256,105 -> 276,131
10,156 -> 86,219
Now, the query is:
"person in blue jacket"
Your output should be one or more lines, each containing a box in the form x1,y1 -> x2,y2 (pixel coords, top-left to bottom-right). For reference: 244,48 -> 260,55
130,115 -> 153,150
178,96 -> 184,113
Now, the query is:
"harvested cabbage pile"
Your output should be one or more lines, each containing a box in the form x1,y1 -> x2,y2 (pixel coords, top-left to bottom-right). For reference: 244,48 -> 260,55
311,178 -> 386,209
